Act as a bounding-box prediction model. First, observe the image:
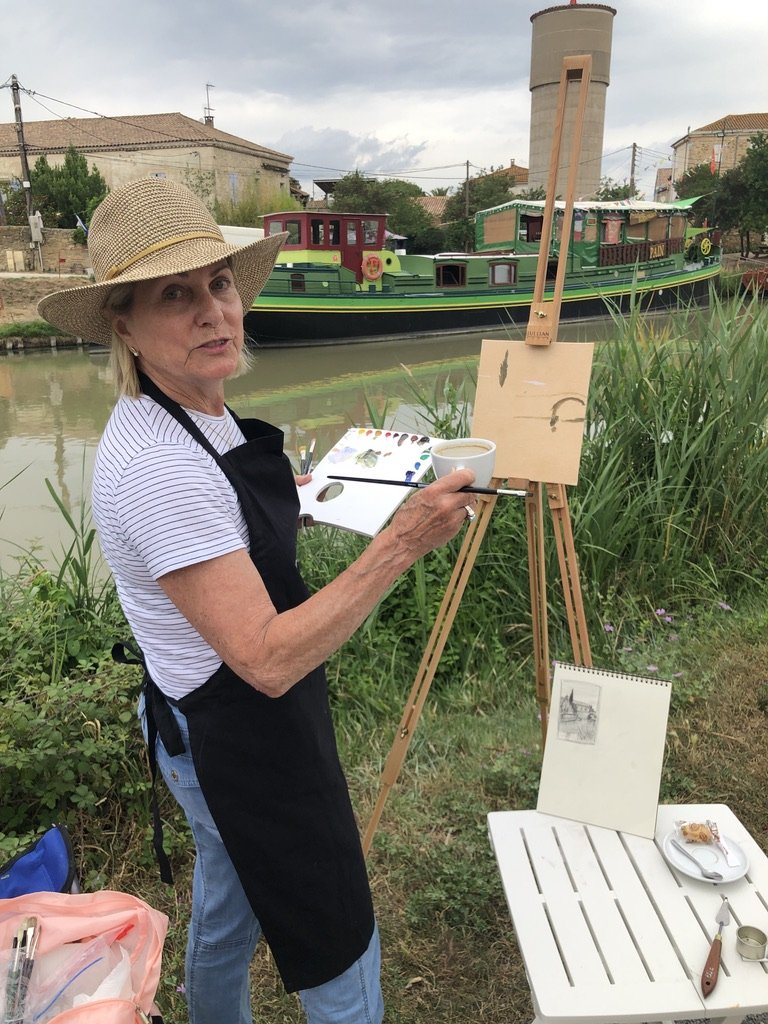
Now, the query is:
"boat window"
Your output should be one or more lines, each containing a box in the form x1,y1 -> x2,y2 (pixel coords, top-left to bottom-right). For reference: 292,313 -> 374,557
346,221 -> 358,245
519,215 -> 543,243
328,220 -> 341,245
289,273 -> 306,293
270,219 -> 301,245
436,263 -> 466,287
311,219 -> 325,245
363,220 -> 378,246
490,262 -> 516,286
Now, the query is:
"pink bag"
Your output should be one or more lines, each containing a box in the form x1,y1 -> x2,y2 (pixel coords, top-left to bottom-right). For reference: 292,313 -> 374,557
0,890 -> 168,1023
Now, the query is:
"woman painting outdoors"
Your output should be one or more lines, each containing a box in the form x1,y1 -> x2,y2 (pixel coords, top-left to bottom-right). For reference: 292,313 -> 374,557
38,178 -> 478,1024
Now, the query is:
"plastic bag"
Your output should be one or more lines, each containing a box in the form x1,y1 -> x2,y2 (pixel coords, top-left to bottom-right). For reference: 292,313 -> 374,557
0,890 -> 167,1023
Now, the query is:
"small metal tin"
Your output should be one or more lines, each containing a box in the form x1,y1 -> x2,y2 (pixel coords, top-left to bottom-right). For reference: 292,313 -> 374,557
736,925 -> 768,960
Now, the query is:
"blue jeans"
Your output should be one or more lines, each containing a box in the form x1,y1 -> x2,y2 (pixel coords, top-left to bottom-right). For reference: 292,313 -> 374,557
139,694 -> 384,1024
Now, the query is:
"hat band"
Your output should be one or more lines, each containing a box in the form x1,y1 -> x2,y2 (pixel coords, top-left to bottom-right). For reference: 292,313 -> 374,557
103,231 -> 225,282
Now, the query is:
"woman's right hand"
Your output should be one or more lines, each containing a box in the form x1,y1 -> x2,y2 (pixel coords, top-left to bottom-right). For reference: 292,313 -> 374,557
385,467 -> 477,562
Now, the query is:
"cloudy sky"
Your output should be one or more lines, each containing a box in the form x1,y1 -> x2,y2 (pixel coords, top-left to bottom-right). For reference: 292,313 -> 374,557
2,0 -> 765,200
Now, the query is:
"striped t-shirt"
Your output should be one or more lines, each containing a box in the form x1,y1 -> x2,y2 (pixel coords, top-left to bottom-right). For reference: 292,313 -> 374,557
92,394 -> 249,699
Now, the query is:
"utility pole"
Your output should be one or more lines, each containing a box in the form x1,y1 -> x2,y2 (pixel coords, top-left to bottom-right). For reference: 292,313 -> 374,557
629,142 -> 637,195
10,75 -> 34,219
464,160 -> 470,252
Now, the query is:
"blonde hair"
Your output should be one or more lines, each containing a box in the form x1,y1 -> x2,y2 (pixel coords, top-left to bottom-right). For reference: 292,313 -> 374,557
103,266 -> 254,400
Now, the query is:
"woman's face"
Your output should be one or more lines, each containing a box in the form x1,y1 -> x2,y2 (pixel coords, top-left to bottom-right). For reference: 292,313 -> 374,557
113,261 -> 244,406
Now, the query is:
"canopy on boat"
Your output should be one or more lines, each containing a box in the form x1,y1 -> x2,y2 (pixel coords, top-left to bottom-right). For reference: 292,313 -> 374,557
478,197 -> 698,216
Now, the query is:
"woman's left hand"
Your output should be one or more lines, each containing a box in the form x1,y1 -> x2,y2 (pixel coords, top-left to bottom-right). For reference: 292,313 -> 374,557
295,473 -> 313,487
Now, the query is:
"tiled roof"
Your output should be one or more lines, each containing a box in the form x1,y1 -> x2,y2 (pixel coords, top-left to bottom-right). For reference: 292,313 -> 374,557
692,113 -> 768,135
480,162 -> 529,186
0,112 -> 291,162
416,195 -> 449,223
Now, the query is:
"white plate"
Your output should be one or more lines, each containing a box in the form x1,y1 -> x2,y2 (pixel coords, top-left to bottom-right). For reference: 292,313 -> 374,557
661,830 -> 748,883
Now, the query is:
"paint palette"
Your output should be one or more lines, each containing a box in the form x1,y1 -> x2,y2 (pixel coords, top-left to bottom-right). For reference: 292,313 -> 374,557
298,426 -> 438,535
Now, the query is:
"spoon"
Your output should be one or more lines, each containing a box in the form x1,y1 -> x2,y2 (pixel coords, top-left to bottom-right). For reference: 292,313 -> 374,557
670,838 -> 724,881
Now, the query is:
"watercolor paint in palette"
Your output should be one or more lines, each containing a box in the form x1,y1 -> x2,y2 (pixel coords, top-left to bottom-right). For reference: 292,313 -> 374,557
298,426 -> 438,535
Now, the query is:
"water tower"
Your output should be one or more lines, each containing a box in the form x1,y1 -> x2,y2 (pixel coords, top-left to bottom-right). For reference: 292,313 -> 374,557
528,2 -> 616,198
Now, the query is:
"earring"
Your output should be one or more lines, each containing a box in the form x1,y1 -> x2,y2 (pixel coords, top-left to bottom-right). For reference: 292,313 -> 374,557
130,349 -> 139,357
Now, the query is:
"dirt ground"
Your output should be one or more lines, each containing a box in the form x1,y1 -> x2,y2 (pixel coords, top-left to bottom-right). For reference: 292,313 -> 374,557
0,272 -> 89,324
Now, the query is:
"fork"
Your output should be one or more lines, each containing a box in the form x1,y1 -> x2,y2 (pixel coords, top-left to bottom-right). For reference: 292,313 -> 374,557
670,838 -> 724,881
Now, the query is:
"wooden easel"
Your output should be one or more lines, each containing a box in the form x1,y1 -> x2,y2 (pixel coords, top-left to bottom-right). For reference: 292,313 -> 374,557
362,55 -> 594,857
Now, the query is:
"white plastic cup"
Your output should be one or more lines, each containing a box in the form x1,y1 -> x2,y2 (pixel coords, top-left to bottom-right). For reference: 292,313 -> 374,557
430,438 -> 497,489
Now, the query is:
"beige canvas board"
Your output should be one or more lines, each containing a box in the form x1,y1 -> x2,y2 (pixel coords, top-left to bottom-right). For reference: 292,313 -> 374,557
536,663 -> 672,838
471,340 -> 594,484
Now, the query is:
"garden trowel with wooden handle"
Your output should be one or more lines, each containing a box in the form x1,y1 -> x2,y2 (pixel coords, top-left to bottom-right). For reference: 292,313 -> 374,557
702,896 -> 730,996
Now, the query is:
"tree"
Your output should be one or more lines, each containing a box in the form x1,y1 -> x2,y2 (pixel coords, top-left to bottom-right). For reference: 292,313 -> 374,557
213,177 -> 302,226
594,177 -> 639,201
13,148 -> 107,229
442,173 -> 514,250
739,132 -> 768,240
674,163 -> 719,226
330,172 -> 435,251
517,186 -> 546,201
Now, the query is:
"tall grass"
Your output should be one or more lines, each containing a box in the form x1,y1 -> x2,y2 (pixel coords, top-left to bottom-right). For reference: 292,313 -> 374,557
575,290 -> 768,601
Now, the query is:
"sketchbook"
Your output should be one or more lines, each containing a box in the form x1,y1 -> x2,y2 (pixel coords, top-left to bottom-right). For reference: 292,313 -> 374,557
298,426 -> 438,536
536,662 -> 672,838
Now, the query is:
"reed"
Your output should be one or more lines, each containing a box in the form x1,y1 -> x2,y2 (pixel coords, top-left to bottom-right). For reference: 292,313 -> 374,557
575,290 -> 768,601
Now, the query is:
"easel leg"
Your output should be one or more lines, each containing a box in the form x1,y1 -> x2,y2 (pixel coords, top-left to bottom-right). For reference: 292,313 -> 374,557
526,483 -> 550,744
547,484 -> 592,668
362,496 -> 497,856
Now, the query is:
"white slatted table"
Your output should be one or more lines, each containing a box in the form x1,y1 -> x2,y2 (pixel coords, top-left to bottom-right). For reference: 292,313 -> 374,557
488,804 -> 768,1024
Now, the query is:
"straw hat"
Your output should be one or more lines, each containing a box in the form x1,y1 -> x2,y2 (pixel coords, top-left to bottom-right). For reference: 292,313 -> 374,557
38,177 -> 287,344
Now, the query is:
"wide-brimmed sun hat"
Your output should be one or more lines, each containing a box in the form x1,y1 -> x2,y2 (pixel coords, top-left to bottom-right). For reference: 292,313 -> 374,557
38,177 -> 287,345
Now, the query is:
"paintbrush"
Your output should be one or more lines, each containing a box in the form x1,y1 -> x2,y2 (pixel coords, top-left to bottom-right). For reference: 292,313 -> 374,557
298,446 -> 307,474
326,475 -> 527,497
305,438 -> 316,475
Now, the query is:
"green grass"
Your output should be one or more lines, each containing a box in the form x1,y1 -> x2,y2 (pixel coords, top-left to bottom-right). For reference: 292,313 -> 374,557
1,291 -> 767,1021
0,319 -> 71,338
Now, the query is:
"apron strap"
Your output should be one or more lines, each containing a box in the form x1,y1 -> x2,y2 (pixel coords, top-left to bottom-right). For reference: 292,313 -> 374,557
144,676 -> 184,885
112,638 -> 182,885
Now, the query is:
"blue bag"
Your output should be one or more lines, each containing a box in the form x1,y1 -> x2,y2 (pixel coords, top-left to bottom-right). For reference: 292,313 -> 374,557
0,824 -> 78,898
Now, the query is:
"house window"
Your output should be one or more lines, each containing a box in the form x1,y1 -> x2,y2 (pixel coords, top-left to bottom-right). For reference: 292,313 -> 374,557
289,273 -> 306,293
437,263 -> 466,287
490,262 -> 516,286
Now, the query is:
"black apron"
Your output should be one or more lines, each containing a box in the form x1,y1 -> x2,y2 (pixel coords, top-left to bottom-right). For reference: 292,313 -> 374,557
137,373 -> 374,993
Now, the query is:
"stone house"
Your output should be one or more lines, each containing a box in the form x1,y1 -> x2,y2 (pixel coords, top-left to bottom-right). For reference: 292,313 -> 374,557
0,111 -> 296,213
671,112 -> 768,183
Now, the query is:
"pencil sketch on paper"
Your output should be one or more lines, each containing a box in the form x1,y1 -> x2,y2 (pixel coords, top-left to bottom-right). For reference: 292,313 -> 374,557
557,680 -> 601,745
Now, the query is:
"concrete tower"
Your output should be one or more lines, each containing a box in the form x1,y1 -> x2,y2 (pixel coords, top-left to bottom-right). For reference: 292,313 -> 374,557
528,2 -> 616,199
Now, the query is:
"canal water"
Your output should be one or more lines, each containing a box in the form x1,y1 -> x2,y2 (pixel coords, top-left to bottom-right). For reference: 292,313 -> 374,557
0,322 -> 607,572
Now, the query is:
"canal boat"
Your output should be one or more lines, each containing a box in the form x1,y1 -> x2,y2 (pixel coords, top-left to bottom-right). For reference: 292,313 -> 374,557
244,200 -> 721,346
